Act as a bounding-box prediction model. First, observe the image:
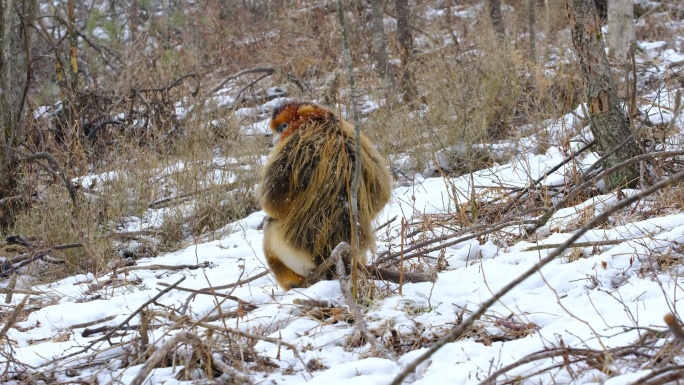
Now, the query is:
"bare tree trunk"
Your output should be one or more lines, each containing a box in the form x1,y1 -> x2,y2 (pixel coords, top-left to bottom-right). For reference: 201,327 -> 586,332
568,0 -> 640,189
0,0 -> 36,226
0,0 -> 15,204
67,0 -> 78,91
130,0 -> 139,41
488,0 -> 505,41
369,0 -> 392,90
335,0 -> 362,297
528,0 -> 536,61
395,0 -> 416,104
607,0 -> 634,62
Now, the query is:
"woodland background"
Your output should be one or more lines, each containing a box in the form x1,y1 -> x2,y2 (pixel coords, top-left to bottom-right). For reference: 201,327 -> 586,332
1,0 -> 684,384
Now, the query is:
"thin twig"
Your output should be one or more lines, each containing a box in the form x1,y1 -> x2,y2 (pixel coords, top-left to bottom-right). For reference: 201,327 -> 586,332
0,294 -> 30,340
47,277 -> 186,366
332,242 -> 395,361
17,152 -> 78,206
146,309 -> 312,377
0,244 -> 83,278
375,215 -> 397,232
581,134 -> 635,179
129,331 -> 209,385
198,270 -> 269,291
502,140 -> 595,211
119,262 -> 210,273
335,0 -> 364,297
376,208 -> 545,265
211,67 -> 275,94
520,238 -> 635,251
156,282 -> 257,311
478,347 -> 597,385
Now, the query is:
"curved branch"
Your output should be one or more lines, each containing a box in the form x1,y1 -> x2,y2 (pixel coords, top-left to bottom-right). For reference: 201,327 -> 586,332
211,67 -> 276,94
17,152 -> 78,206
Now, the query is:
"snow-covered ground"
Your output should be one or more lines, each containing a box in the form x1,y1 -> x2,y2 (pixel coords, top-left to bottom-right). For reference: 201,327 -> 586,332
5,98 -> 684,383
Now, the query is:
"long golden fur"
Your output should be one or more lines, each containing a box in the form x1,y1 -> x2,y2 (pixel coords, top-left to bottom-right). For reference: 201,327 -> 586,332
257,102 -> 392,290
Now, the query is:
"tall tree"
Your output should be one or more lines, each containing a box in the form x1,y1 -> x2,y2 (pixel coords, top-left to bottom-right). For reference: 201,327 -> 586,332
568,0 -> 640,189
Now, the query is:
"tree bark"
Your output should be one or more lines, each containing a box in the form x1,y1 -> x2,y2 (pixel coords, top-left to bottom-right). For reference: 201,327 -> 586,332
0,0 -> 16,207
488,0 -> 505,41
369,0 -> 392,89
0,0 -> 35,226
607,0 -> 634,62
528,0 -> 536,61
567,0 -> 640,189
395,0 -> 416,104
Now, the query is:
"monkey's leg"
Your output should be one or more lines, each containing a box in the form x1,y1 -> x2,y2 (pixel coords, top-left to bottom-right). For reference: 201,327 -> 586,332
264,246 -> 307,290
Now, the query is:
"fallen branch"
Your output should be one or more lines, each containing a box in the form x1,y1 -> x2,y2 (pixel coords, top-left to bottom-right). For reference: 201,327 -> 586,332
197,270 -> 269,291
633,365 -> 684,385
48,277 -> 186,365
146,309 -> 311,377
81,324 -> 139,338
156,282 -> 257,312
0,294 -> 29,340
130,331 -> 213,385
478,347 -> 607,385
520,238 -> 633,252
306,251 -> 436,286
119,262 -> 210,273
70,315 -> 117,330
0,244 -> 82,278
366,265 -> 437,283
0,287 -> 43,296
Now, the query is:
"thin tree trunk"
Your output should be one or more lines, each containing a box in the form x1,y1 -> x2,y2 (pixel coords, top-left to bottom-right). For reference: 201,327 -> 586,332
67,0 -> 78,91
130,0 -> 138,41
395,0 -> 416,104
0,0 -> 35,226
568,0 -> 640,189
607,0 -> 634,62
0,0 -> 15,200
528,0 -> 536,61
369,0 -> 392,90
335,0 -> 362,297
488,0 -> 505,41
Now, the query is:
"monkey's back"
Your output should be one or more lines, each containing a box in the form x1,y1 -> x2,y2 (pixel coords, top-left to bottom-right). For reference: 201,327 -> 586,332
262,119 -> 390,264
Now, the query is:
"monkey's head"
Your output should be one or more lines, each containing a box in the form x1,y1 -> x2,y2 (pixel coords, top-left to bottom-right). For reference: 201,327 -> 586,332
270,102 -> 338,145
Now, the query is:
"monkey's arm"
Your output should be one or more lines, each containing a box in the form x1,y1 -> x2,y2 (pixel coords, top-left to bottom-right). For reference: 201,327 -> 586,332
361,138 -> 392,216
258,153 -> 293,219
